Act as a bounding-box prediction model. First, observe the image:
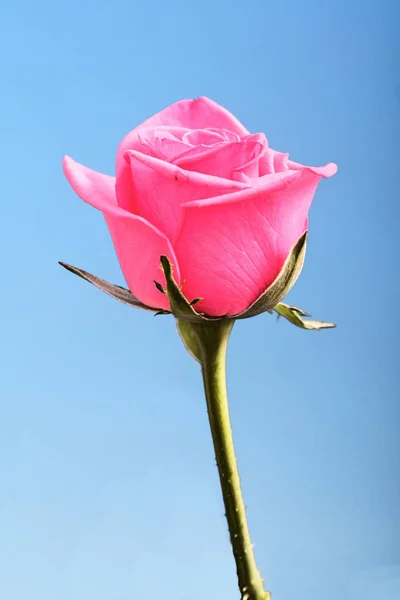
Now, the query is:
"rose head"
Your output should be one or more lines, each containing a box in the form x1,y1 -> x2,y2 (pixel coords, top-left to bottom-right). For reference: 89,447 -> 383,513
63,97 -> 337,317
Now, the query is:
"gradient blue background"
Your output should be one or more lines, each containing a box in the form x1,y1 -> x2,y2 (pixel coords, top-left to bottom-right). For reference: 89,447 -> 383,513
1,1 -> 399,599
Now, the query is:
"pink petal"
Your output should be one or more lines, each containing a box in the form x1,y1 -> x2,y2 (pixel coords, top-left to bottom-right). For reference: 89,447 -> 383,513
115,126 -> 188,213
174,168 -> 323,317
176,141 -> 262,179
134,97 -> 249,136
198,128 -> 241,143
288,160 -> 338,178
175,133 -> 267,179
63,156 -> 180,310
63,155 -> 117,209
182,170 -> 302,207
124,149 -> 249,243
103,211 -> 181,310
258,148 -> 275,175
137,127 -> 190,161
273,151 -> 290,172
182,129 -> 226,145
174,199 -> 279,317
259,150 -> 290,176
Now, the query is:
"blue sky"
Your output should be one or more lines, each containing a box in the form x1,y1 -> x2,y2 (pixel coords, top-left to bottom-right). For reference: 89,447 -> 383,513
0,1 -> 399,599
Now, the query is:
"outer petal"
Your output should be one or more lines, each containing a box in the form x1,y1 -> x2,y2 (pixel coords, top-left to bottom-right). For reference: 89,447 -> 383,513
63,156 -> 180,310
174,168 -> 323,316
63,155 -> 117,209
133,97 -> 249,137
102,211 -> 180,310
124,150 -> 250,242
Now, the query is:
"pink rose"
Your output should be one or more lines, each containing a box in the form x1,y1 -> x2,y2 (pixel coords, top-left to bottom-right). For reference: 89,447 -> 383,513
63,97 -> 337,317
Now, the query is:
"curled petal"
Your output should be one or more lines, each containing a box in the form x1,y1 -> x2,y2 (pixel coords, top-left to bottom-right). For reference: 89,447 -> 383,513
182,128 -> 241,144
288,160 -> 338,178
63,155 -> 117,209
182,128 -> 226,145
273,151 -> 290,172
177,134 -> 266,179
137,127 -> 190,161
258,148 -> 276,175
62,156 -> 180,310
182,170 -> 302,208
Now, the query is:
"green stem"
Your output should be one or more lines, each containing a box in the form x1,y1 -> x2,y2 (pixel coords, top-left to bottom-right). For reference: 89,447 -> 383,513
193,320 -> 270,600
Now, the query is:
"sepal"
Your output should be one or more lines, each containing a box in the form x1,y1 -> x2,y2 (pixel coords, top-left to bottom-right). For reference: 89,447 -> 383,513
158,255 -> 212,322
273,302 -> 336,330
59,262 -> 158,312
176,319 -> 202,363
235,232 -> 307,319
